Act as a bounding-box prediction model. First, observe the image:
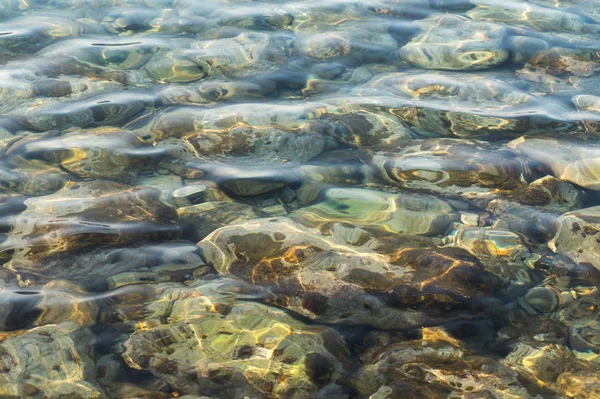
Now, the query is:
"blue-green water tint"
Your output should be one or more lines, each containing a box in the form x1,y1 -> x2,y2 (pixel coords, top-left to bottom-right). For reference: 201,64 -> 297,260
1,0 -> 600,397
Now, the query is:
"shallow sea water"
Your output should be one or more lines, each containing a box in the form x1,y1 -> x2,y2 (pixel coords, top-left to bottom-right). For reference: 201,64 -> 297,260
2,0 -> 600,398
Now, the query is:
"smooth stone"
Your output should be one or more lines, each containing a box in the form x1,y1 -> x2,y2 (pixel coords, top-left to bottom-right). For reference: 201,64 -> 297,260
291,187 -> 459,236
399,15 -> 509,71
508,137 -> 600,190
550,206 -> 600,270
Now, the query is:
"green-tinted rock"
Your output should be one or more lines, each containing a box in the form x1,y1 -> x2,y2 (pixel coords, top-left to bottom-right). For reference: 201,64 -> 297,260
291,187 -> 459,236
399,15 -> 509,71
122,280 -> 347,398
0,322 -> 104,399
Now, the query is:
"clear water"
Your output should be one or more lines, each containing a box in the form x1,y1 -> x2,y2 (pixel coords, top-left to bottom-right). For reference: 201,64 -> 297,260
1,0 -> 600,398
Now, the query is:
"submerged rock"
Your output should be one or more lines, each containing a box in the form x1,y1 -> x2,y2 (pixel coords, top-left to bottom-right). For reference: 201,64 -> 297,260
181,125 -> 335,165
529,47 -> 600,77
2,0 -> 600,395
385,245 -> 510,311
467,0 -> 596,33
211,5 -> 294,31
3,128 -> 156,183
505,343 -> 600,398
295,26 -> 398,64
515,175 -> 584,211
122,279 -> 347,398
188,32 -> 291,79
0,280 -> 98,330
0,322 -> 104,399
354,327 -> 536,398
360,72 -> 573,138
371,138 -> 528,194
0,160 -> 69,196
142,48 -> 213,83
506,35 -> 550,64
399,15 -> 509,70
198,216 -> 507,328
550,206 -> 600,270
508,137 -> 600,190
443,225 -> 531,261
291,187 -> 459,236
488,199 -> 559,244
0,14 -> 89,55
198,216 -> 424,329
19,90 -> 160,132
573,94 -> 600,133
316,106 -> 414,148
0,181 -> 180,281
178,201 -> 262,241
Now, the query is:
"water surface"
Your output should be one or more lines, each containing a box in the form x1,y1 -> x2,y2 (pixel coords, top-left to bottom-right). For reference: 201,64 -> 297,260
1,0 -> 600,398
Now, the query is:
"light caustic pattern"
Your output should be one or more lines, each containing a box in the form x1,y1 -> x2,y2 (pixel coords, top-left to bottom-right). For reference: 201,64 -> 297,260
1,0 -> 600,398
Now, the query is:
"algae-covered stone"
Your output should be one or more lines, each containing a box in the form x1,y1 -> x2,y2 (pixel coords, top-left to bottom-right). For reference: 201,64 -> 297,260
291,187 -> 459,236
122,280 -> 347,398
399,15 -> 509,70
516,176 -> 584,211
505,343 -> 600,399
0,322 -> 104,399
354,327 -> 535,398
529,48 -> 600,77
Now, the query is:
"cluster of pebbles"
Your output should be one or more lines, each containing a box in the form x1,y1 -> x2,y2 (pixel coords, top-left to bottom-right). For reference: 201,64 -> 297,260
1,0 -> 600,397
